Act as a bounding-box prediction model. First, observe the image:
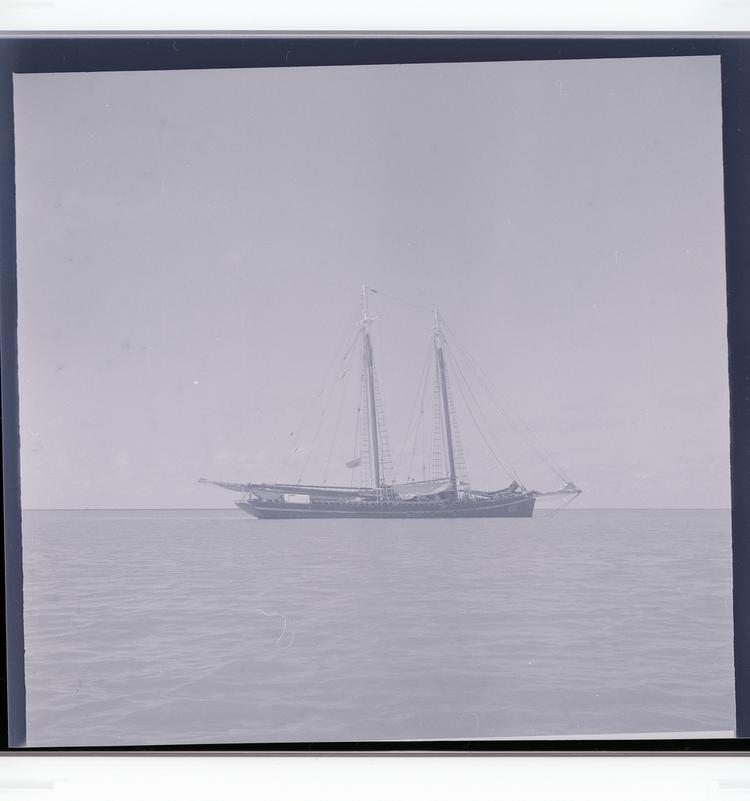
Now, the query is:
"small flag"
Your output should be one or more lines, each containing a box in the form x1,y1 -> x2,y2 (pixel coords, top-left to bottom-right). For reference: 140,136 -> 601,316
345,457 -> 361,468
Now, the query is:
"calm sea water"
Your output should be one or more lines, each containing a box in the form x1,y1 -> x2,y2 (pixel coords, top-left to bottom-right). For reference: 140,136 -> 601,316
21,508 -> 734,746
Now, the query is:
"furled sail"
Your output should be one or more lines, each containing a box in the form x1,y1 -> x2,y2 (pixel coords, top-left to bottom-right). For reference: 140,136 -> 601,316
391,478 -> 453,499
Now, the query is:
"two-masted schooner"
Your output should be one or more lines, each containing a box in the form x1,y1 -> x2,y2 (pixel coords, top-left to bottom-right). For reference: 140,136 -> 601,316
201,286 -> 581,519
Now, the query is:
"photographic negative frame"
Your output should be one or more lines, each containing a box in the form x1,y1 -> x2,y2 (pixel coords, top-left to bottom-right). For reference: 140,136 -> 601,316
1,34 -> 749,753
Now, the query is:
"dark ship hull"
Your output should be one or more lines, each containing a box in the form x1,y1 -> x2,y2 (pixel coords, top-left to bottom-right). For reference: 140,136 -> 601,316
236,494 -> 536,519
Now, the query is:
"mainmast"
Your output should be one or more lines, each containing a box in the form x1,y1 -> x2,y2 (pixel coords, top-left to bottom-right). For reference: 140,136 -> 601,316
361,285 -> 382,490
434,308 -> 458,494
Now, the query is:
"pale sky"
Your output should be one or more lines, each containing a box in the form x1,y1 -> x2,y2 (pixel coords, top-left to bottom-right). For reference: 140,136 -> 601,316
14,55 -> 729,509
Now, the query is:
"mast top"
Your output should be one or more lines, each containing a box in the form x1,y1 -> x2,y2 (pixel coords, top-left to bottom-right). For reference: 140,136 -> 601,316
361,285 -> 377,328
433,306 -> 444,342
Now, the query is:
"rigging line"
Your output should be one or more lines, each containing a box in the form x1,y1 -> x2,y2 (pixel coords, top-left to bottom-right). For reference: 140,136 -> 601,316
420,360 -> 428,481
446,344 -> 521,483
322,343 -> 353,485
430,362 -> 442,480
441,318 -> 529,437
551,493 -> 579,516
407,341 -> 434,482
441,319 -> 570,482
367,326 -> 392,485
349,374 -> 363,487
444,319 -> 569,481
297,327 -> 362,483
442,351 -> 468,484
368,287 -> 434,314
408,337 -> 433,478
448,345 -> 525,485
350,394 -> 362,462
278,321 -> 359,483
469,354 -> 569,482
357,350 -> 372,489
275,309 -> 361,482
350,385 -> 362,489
393,337 -> 434,477
447,347 -> 520,484
540,492 -> 579,518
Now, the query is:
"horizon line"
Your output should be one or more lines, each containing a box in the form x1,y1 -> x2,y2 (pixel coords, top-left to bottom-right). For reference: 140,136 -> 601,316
19,506 -> 733,512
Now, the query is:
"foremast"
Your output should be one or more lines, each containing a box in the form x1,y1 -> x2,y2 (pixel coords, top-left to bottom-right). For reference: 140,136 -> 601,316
433,309 -> 458,496
361,285 -> 383,492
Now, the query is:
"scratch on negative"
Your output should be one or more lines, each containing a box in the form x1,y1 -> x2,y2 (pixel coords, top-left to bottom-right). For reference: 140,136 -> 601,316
461,712 -> 480,735
256,609 -> 294,649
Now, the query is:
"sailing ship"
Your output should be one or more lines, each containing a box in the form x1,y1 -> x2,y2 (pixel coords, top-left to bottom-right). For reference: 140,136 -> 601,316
201,286 -> 581,519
